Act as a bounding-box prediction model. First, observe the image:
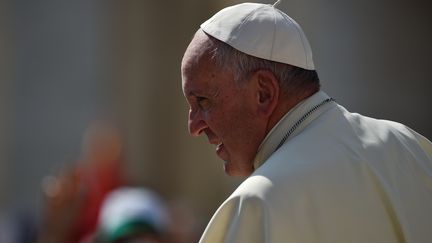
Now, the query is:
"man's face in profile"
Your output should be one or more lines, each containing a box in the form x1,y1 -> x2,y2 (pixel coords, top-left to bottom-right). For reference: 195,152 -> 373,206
181,31 -> 267,176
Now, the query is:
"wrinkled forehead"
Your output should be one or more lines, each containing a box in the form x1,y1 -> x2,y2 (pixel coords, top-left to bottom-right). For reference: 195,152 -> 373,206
181,30 -> 214,72
181,52 -> 214,94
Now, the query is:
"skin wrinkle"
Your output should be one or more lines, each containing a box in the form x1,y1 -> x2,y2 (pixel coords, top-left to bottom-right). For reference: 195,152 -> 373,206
181,29 -> 318,176
182,34 -> 263,176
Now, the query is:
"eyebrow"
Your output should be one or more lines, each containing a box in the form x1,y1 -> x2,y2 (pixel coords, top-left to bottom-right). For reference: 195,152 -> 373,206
186,88 -> 219,99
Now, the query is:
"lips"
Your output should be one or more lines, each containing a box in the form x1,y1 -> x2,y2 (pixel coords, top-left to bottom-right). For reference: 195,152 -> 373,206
216,143 -> 223,151
205,131 -> 228,161
216,143 -> 228,161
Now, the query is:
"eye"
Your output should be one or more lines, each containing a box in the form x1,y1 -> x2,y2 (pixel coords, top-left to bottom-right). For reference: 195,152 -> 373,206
197,96 -> 211,110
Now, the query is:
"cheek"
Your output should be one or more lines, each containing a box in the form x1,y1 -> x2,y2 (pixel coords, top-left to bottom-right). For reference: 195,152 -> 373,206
221,107 -> 255,138
210,93 -> 257,137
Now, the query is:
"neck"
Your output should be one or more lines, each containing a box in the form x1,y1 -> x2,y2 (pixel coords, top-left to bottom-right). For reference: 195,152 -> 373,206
266,89 -> 318,134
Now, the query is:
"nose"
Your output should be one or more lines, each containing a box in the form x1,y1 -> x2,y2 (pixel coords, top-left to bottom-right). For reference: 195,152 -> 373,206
188,108 -> 208,136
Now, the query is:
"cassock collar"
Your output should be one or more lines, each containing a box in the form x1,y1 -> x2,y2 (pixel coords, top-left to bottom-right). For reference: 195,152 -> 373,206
253,91 -> 336,170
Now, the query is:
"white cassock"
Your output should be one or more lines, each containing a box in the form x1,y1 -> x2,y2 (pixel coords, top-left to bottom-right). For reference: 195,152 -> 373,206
199,91 -> 432,243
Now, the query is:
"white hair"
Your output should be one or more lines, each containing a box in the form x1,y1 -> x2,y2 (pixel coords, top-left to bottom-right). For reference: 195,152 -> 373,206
203,29 -> 320,94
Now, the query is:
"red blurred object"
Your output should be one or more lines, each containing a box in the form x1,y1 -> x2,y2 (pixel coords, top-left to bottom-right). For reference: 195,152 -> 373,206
68,121 -> 126,242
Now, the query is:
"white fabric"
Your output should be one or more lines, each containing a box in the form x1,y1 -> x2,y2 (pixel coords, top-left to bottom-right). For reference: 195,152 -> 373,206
200,3 -> 315,70
98,187 -> 169,236
199,91 -> 432,243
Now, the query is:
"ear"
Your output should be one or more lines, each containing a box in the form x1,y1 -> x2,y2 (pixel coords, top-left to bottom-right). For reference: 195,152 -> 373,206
252,70 -> 280,118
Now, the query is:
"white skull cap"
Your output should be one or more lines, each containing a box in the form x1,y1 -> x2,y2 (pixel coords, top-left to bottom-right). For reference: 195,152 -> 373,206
200,2 -> 315,70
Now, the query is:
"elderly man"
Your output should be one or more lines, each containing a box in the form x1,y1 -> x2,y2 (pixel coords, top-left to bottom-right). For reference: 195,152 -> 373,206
181,2 -> 432,243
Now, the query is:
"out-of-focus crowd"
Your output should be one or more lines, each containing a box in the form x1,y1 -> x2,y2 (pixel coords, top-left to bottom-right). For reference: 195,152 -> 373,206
0,121 -> 199,243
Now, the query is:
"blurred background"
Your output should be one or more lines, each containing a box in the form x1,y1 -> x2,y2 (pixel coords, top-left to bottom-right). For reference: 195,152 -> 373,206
0,0 -> 431,242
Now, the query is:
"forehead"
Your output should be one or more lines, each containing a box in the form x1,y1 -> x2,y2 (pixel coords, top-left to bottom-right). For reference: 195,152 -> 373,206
181,31 -> 212,74
182,59 -> 218,98
182,47 -> 229,97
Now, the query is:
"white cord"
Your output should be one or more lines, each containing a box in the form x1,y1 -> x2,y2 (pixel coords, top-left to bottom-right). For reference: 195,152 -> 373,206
273,0 -> 282,7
